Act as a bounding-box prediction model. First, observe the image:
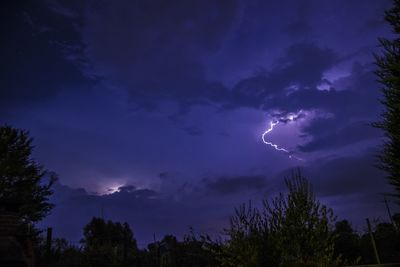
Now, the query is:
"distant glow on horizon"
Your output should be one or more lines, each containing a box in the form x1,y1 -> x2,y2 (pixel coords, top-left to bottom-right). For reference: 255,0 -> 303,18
262,110 -> 304,161
103,183 -> 124,195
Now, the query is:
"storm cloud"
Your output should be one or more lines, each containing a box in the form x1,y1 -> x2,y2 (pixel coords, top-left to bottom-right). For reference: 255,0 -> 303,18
2,0 -> 397,244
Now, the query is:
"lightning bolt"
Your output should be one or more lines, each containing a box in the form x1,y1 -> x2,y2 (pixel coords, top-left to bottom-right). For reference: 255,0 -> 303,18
262,121 -> 289,152
261,111 -> 303,161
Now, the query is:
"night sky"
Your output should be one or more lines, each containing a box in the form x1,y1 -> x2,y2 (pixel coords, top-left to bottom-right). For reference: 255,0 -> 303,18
1,0 -> 397,246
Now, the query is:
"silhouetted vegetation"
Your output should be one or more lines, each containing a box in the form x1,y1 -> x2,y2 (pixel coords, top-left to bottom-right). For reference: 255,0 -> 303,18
34,174 -> 400,267
0,125 -> 56,266
1,124 -> 400,266
374,0 -> 400,204
1,0 -> 400,262
333,220 -> 361,264
27,171 -> 400,267
80,217 -> 139,267
0,125 -> 56,222
217,171 -> 337,267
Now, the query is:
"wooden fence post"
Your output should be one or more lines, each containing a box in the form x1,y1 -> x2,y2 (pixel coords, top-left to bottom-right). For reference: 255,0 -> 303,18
366,218 -> 381,265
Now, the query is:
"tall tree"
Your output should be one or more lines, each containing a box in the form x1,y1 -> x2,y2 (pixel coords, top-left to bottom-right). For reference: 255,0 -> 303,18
220,170 -> 338,267
81,217 -> 139,267
374,0 -> 400,203
220,202 -> 271,267
264,170 -> 337,266
333,220 -> 361,265
0,125 -> 55,222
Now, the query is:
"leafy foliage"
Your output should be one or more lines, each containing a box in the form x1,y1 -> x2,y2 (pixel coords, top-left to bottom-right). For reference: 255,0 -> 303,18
81,217 -> 139,267
40,238 -> 84,267
0,125 -> 55,222
220,170 -> 338,267
219,202 -> 271,267
374,0 -> 400,203
333,220 -> 361,265
143,231 -> 219,267
265,170 -> 338,267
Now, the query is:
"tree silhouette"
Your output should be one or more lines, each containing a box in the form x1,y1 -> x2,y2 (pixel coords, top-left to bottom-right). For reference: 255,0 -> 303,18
220,202 -> 271,267
374,222 -> 400,263
265,170 -> 337,266
333,220 -> 361,265
374,0 -> 400,203
0,125 -> 55,222
221,170 -> 338,267
81,217 -> 139,267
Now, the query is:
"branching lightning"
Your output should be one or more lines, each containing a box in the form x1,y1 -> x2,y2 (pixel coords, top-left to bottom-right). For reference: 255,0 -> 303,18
261,110 -> 303,161
262,121 -> 289,152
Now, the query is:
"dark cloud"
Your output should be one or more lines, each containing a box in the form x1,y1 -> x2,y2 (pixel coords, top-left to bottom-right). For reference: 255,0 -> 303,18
277,43 -> 337,88
273,151 -> 395,226
0,1 -> 92,115
306,152 -> 391,198
41,151 -> 395,246
103,187 -> 159,202
262,61 -> 379,113
41,181 -> 164,244
81,0 -> 239,108
183,126 -> 203,136
1,0 -> 389,118
243,60 -> 383,152
40,180 -> 229,246
4,0 -> 397,245
202,175 -> 267,195
299,121 -> 381,152
271,148 -> 392,200
1,0 -> 384,123
215,43 -> 339,112
117,185 -> 136,193
283,0 -> 312,37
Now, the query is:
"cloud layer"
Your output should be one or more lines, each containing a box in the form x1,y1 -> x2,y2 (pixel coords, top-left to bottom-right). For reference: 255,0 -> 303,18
2,0 -> 397,244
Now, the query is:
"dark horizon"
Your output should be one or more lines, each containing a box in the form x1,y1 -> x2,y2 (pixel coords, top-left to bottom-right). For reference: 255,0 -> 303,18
1,0 -> 399,246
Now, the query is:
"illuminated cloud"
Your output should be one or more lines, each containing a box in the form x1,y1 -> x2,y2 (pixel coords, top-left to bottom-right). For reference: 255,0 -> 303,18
261,110 -> 306,160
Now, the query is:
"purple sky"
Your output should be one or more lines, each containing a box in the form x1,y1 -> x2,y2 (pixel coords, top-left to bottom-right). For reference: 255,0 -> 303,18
1,0 -> 398,246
